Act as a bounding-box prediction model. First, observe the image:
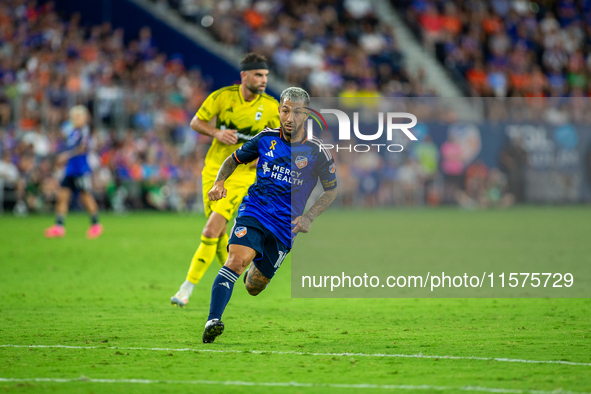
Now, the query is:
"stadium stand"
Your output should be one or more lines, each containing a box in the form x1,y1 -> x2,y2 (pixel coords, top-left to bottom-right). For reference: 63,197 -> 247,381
392,0 -> 591,97
157,0 -> 437,97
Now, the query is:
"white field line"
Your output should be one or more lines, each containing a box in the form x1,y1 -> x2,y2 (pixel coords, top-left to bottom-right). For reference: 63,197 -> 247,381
1,344 -> 590,367
0,377 -> 589,394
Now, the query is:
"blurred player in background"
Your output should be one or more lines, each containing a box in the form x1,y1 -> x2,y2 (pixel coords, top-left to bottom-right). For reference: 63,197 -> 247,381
170,53 -> 281,307
202,87 -> 338,343
44,105 -> 103,239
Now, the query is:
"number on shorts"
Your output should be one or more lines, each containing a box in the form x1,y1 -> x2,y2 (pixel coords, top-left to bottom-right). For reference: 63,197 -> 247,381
75,175 -> 91,191
274,251 -> 287,269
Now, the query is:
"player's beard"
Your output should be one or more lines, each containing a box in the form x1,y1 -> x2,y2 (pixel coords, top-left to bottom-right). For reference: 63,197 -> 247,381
245,82 -> 266,95
282,122 -> 305,142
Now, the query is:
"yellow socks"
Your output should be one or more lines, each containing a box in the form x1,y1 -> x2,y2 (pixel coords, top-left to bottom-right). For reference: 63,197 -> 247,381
186,231 -> 230,285
186,235 -> 219,284
216,233 -> 229,268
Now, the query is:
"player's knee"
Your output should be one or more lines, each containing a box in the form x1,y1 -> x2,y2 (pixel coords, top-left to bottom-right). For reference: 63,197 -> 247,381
202,225 -> 218,238
58,189 -> 70,200
202,215 -> 226,238
225,255 -> 249,274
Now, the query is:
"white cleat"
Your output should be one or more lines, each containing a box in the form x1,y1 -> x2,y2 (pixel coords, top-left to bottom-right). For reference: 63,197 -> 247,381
170,291 -> 189,308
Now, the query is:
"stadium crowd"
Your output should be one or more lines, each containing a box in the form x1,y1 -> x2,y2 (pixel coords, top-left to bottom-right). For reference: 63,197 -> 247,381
159,0 -> 437,97
0,0 -> 214,213
394,0 -> 591,97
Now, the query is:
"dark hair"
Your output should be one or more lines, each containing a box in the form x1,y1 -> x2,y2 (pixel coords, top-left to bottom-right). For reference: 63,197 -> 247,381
240,53 -> 267,65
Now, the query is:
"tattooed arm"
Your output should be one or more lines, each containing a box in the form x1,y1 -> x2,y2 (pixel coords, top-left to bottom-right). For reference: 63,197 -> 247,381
291,188 -> 337,234
208,155 -> 239,201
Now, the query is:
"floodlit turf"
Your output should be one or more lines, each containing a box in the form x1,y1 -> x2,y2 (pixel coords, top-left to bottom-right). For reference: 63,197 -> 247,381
0,208 -> 590,393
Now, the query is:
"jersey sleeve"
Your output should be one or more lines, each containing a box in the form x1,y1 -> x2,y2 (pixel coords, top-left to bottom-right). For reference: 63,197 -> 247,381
196,89 -> 221,122
315,150 -> 337,191
232,133 -> 262,165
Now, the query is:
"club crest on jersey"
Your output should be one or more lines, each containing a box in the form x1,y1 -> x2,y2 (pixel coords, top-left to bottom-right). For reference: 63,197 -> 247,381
295,156 -> 308,169
235,226 -> 247,238
255,105 -> 264,121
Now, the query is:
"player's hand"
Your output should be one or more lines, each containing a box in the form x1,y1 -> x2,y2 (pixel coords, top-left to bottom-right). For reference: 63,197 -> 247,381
291,216 -> 312,234
214,129 -> 238,145
208,182 -> 227,201
250,158 -> 259,169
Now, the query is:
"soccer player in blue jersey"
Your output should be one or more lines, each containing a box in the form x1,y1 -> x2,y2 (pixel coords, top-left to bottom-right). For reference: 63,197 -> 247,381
202,87 -> 337,343
44,105 -> 103,239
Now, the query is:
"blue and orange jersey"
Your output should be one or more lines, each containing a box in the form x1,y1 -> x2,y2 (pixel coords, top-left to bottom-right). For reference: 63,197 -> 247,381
232,127 -> 337,248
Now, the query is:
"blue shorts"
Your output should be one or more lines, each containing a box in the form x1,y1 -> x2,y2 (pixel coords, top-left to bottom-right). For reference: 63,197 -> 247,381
229,216 -> 290,279
61,174 -> 92,193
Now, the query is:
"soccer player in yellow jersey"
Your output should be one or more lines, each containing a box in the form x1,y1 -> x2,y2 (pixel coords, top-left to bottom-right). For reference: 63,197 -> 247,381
171,53 -> 280,307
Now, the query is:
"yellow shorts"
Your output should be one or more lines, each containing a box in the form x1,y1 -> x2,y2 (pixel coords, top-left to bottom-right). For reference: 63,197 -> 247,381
202,173 -> 254,221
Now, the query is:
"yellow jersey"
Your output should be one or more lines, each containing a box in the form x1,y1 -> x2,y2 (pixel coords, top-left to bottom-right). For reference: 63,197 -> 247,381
197,85 -> 281,179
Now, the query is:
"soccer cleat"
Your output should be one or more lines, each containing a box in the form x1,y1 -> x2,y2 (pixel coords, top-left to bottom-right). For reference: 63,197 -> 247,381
170,292 -> 189,308
202,319 -> 224,343
86,224 -> 103,239
44,225 -> 65,238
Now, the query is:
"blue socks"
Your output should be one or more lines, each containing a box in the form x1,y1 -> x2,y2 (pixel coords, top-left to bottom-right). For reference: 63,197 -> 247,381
207,266 -> 239,321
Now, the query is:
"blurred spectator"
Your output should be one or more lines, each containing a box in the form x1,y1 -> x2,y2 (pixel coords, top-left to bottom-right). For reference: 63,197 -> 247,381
485,168 -> 515,208
440,133 -> 465,202
464,159 -> 489,198
0,151 -> 20,188
499,137 -> 528,203
0,150 -> 20,211
411,133 -> 439,204
455,158 -> 488,208
397,157 -> 424,205
352,150 -> 383,207
455,165 -> 515,209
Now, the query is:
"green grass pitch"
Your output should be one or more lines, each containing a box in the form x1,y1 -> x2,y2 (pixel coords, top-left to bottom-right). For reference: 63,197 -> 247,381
0,208 -> 590,393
